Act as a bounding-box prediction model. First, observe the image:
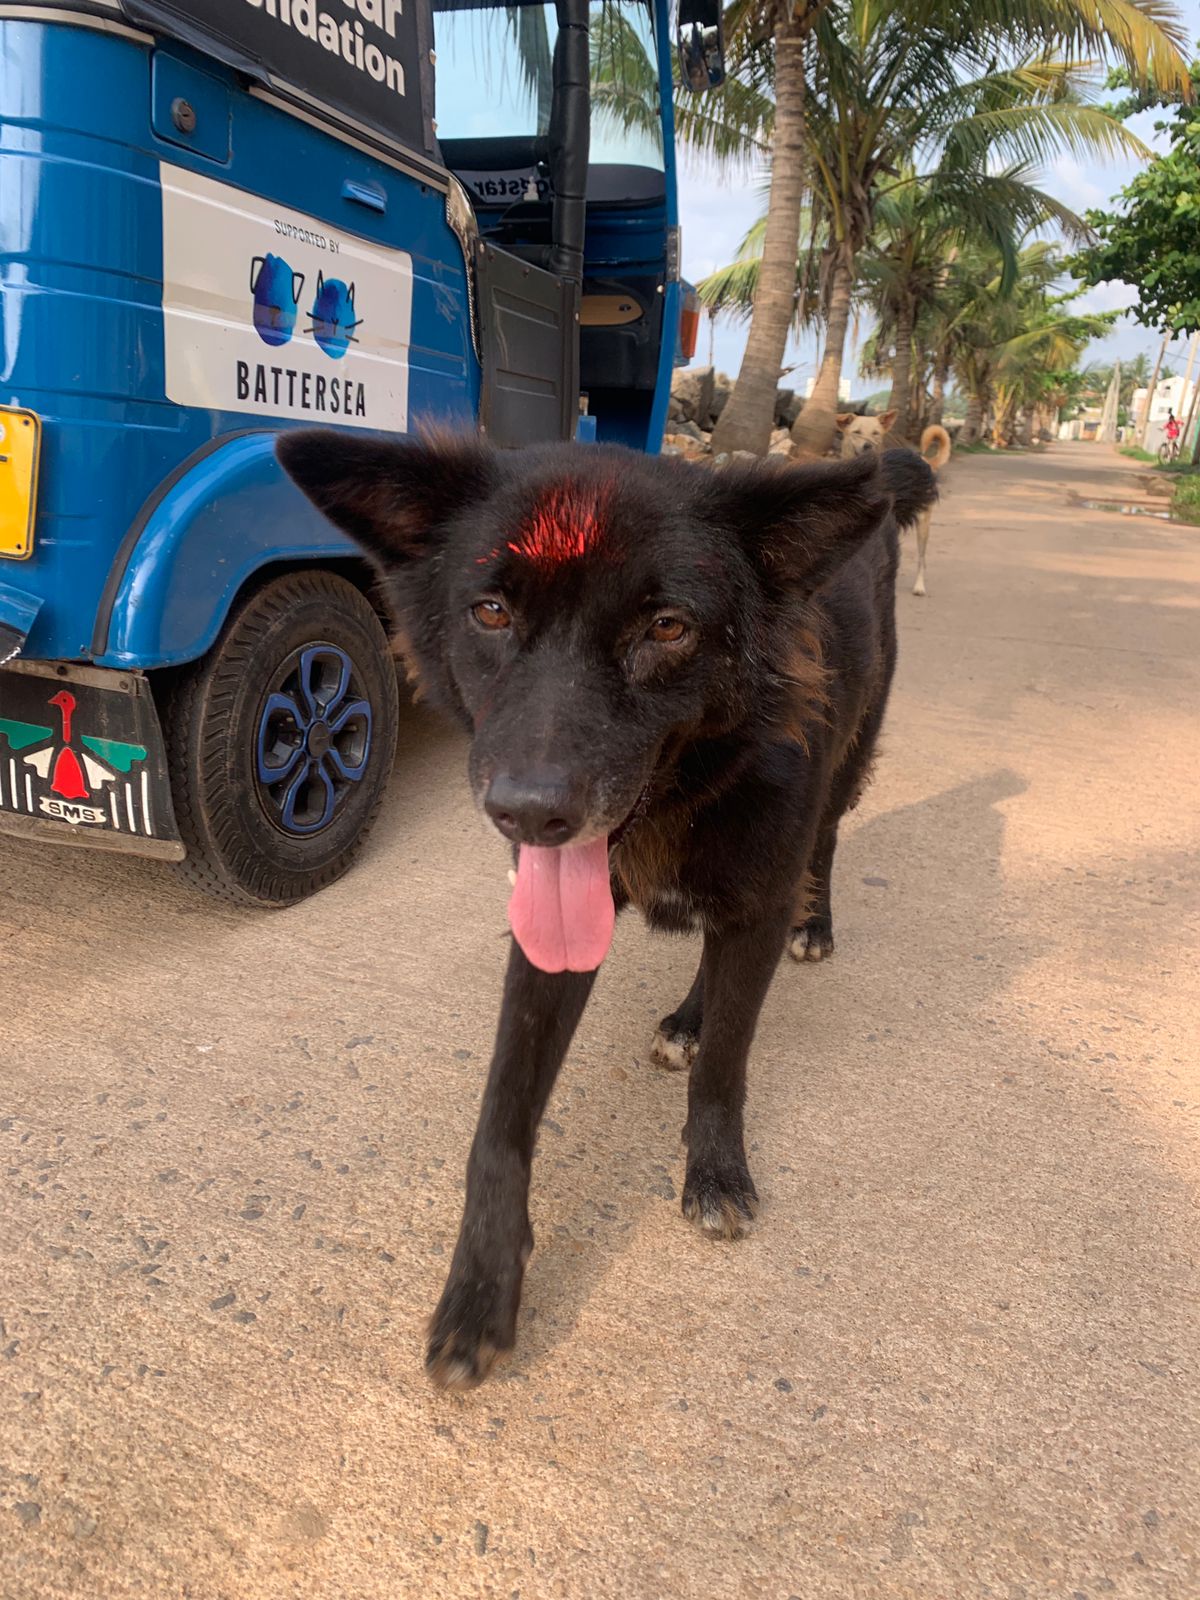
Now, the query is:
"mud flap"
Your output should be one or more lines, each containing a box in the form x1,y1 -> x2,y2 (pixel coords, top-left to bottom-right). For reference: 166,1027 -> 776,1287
0,661 -> 183,860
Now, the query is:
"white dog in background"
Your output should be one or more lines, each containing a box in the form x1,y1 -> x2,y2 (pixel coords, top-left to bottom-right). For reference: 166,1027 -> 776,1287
836,411 -> 952,596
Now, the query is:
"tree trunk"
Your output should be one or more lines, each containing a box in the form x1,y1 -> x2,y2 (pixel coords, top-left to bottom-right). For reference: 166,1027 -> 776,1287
886,294 -> 915,442
991,393 -> 1015,449
961,387 -> 985,445
908,359 -> 932,438
1183,366 -> 1200,463
929,360 -> 948,427
1137,331 -> 1168,448
789,249 -> 854,455
709,0 -> 808,458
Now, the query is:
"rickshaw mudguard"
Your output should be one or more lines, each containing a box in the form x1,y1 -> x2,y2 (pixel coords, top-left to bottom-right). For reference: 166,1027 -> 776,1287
95,432 -> 357,671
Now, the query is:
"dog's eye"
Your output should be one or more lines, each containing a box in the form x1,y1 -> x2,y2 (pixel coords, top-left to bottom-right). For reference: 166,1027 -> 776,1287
646,616 -> 688,644
472,599 -> 512,631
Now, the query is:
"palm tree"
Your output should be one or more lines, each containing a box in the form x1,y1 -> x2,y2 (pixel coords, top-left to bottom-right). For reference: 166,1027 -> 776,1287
788,42 -> 1156,455
693,0 -> 825,457
935,240 -> 1112,444
589,0 -> 667,151
989,305 -> 1113,445
858,162 -> 1090,439
1085,351 -> 1153,420
695,208 -> 825,333
703,0 -> 1190,459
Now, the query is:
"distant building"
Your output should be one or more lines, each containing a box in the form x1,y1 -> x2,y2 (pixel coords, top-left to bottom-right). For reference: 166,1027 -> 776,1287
1132,373 -> 1195,450
804,375 -> 853,403
1059,407 -> 1103,441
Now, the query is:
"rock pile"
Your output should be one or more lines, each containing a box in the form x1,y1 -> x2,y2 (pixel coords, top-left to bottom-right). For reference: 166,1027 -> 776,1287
662,367 -> 802,461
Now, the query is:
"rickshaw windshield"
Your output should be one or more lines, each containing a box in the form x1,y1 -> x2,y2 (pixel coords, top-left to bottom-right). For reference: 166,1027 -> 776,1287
433,0 -> 664,169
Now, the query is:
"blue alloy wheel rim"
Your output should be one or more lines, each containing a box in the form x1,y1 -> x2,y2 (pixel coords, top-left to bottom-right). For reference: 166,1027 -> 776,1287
254,644 -> 373,835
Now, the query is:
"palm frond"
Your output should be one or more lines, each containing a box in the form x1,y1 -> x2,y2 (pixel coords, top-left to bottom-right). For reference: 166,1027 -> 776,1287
590,4 -> 664,151
943,100 -> 1152,167
504,5 -> 553,133
673,72 -> 775,160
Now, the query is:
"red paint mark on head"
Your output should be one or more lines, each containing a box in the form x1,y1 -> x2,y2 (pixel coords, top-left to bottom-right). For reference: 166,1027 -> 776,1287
507,481 -> 611,568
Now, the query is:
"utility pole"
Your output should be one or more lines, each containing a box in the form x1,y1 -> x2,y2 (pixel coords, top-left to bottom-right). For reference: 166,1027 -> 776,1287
1181,330 -> 1200,459
1181,329 -> 1199,401
1138,331 -> 1169,449
1098,361 -> 1120,444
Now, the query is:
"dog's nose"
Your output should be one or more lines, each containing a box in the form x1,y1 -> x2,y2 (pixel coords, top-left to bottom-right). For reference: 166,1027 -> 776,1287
485,769 -> 585,847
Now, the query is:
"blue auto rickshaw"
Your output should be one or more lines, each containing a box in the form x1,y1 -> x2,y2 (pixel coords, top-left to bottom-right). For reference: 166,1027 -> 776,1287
0,0 -> 720,903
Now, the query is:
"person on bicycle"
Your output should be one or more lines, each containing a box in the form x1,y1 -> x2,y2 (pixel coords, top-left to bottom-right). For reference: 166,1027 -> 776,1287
1166,409 -> 1181,444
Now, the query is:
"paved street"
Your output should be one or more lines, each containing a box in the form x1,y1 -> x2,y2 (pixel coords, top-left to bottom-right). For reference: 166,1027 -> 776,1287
1,444 -> 1197,1599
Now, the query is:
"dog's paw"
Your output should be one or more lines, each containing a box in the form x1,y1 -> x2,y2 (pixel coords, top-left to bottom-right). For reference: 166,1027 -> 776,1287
651,1019 -> 699,1071
789,919 -> 835,963
426,1327 -> 501,1392
682,1156 -> 759,1240
425,1275 -> 518,1392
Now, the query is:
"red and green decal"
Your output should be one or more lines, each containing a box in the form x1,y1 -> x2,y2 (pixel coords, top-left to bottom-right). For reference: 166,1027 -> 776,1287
0,690 -> 151,830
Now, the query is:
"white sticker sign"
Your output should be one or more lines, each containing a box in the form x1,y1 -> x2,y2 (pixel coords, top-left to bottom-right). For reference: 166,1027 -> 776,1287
160,163 -> 413,431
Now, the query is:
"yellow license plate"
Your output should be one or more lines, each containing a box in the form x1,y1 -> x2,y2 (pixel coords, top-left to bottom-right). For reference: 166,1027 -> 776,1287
0,408 -> 41,560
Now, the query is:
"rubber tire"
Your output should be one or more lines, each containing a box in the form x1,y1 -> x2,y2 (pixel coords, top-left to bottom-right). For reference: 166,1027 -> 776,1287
164,569 -> 399,907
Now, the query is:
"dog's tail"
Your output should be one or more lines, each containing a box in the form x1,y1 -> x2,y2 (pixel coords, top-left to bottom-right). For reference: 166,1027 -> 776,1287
880,448 -> 938,530
920,424 -> 952,474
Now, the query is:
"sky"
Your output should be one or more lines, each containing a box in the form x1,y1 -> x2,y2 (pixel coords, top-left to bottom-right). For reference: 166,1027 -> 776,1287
676,0 -> 1200,397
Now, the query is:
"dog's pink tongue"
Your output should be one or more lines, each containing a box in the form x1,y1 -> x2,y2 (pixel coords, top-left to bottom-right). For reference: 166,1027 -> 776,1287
508,837 -> 615,973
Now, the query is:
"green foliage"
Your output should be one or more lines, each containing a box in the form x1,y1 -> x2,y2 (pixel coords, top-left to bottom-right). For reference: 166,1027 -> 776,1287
696,211 -> 827,328
792,13 -> 1152,285
682,0 -> 1191,448
1169,471 -> 1200,522
933,240 -> 1115,441
857,162 -> 1093,426
1074,67 -> 1200,333
1084,353 -> 1153,414
672,69 -> 774,162
590,1 -> 664,152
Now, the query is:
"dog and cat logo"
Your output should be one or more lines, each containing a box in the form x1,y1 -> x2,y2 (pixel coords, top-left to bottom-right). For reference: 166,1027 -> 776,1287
249,254 -> 362,358
0,689 -> 154,834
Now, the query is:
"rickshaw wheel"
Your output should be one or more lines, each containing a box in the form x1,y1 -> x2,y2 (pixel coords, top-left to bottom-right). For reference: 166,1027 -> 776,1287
164,569 -> 399,906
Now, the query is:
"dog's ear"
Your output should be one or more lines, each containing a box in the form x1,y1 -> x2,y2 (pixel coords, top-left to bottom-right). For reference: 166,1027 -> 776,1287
835,413 -> 856,431
877,408 -> 898,434
698,453 -> 891,594
276,431 -> 496,566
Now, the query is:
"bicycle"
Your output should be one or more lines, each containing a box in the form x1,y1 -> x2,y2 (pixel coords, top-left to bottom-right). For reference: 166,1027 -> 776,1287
1159,435 -> 1182,464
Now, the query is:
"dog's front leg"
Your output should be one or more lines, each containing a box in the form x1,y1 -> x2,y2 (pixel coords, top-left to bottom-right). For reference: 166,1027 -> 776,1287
682,909 -> 791,1240
426,945 -> 596,1390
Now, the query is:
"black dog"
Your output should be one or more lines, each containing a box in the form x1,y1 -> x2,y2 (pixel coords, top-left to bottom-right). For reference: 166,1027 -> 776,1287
277,432 -> 935,1389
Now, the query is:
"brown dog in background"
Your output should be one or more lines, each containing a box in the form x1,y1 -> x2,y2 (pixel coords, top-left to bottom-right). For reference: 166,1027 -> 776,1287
836,413 -> 952,596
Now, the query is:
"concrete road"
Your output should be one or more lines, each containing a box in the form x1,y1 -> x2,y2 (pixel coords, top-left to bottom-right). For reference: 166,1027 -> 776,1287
1,444 -> 1197,1600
